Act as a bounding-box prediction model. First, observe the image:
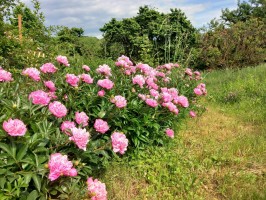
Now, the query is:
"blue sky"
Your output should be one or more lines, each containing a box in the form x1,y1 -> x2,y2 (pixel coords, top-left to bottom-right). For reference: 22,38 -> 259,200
20,0 -> 238,38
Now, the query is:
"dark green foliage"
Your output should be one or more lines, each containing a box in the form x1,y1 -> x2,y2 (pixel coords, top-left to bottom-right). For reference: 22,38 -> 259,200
196,0 -> 266,69
9,0 -> 48,43
197,18 -> 265,69
100,6 -> 197,65
0,0 -> 18,20
0,0 -> 56,68
54,26 -> 103,59
57,27 -> 85,43
221,0 -> 266,24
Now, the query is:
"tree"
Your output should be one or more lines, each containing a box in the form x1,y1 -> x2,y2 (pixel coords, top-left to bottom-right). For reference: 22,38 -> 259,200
221,0 -> 266,24
0,0 -> 18,20
70,27 -> 84,37
0,0 -> 57,68
100,6 -> 197,65
57,27 -> 85,42
9,0 -> 48,43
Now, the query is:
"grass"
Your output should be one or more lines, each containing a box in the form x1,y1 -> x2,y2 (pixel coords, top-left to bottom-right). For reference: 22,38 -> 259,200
99,64 -> 266,199
204,64 -> 266,127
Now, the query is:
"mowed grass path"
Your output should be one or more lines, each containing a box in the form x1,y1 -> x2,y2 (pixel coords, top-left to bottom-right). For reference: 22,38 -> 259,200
181,105 -> 265,199
100,64 -> 266,199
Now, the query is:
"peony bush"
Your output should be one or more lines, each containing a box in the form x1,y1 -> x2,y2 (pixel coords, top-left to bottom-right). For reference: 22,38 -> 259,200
0,55 -> 206,199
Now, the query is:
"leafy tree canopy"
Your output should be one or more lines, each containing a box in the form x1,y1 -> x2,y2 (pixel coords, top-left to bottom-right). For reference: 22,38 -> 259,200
221,0 -> 266,24
100,5 -> 197,65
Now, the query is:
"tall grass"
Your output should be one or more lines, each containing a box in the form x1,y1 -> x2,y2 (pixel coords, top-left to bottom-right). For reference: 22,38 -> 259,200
204,64 -> 266,127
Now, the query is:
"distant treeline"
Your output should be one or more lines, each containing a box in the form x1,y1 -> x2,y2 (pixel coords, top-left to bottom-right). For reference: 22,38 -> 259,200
0,0 -> 265,69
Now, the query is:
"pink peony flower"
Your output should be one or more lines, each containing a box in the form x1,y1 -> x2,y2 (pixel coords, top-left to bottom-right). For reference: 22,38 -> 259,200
87,177 -> 107,200
81,74 -> 93,84
165,128 -> 174,138
60,121 -> 76,135
149,89 -> 159,99
97,90 -> 105,97
199,83 -> 206,88
163,63 -> 173,70
161,87 -> 168,93
44,80 -> 56,92
124,70 -> 131,75
69,127 -> 90,151
185,68 -> 193,76
97,79 -> 114,90
48,153 -> 77,181
56,55 -> 70,67
161,92 -> 173,103
162,102 -> 179,115
168,88 -> 179,99
194,88 -> 203,96
48,101 -> 67,118
75,111 -> 89,127
176,95 -> 189,108
96,64 -> 112,77
3,118 -> 27,136
194,83 -> 207,95
194,71 -> 201,76
29,90 -> 51,105
146,77 -> 159,90
40,63 -> 57,73
156,71 -> 165,78
110,95 -> 127,108
0,67 -> 13,82
145,98 -> 158,107
136,63 -> 154,76
68,168 -> 78,177
22,68 -> 40,81
115,55 -> 133,67
111,132 -> 128,154
189,111 -> 196,118
138,93 -> 147,101
94,119 -> 109,134
66,74 -> 79,87
82,65 -> 90,72
132,75 -> 145,88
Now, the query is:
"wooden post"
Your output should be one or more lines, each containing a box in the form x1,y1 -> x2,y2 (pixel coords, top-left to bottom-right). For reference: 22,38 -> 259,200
18,14 -> 22,42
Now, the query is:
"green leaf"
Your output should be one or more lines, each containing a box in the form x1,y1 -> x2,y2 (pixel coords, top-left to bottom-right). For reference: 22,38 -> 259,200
58,194 -> 69,199
0,142 -> 12,157
39,195 -> 46,200
23,174 -> 32,185
0,169 -> 6,175
6,159 -> 16,166
50,190 -> 57,195
10,141 -> 17,158
33,147 -> 48,153
16,96 -> 21,108
0,114 -> 6,122
32,175 -> 41,192
21,157 -> 35,165
17,144 -> 28,161
27,190 -> 39,200
0,177 -> 6,189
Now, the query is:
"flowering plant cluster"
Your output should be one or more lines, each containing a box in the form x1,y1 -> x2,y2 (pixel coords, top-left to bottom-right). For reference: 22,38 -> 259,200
0,55 -> 206,199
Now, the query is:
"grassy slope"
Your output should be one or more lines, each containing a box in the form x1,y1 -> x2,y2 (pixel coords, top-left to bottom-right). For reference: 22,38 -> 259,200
100,64 -> 266,200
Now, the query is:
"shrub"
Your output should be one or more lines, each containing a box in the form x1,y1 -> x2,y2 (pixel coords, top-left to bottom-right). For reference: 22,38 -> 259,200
198,18 -> 266,69
0,55 -> 206,199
